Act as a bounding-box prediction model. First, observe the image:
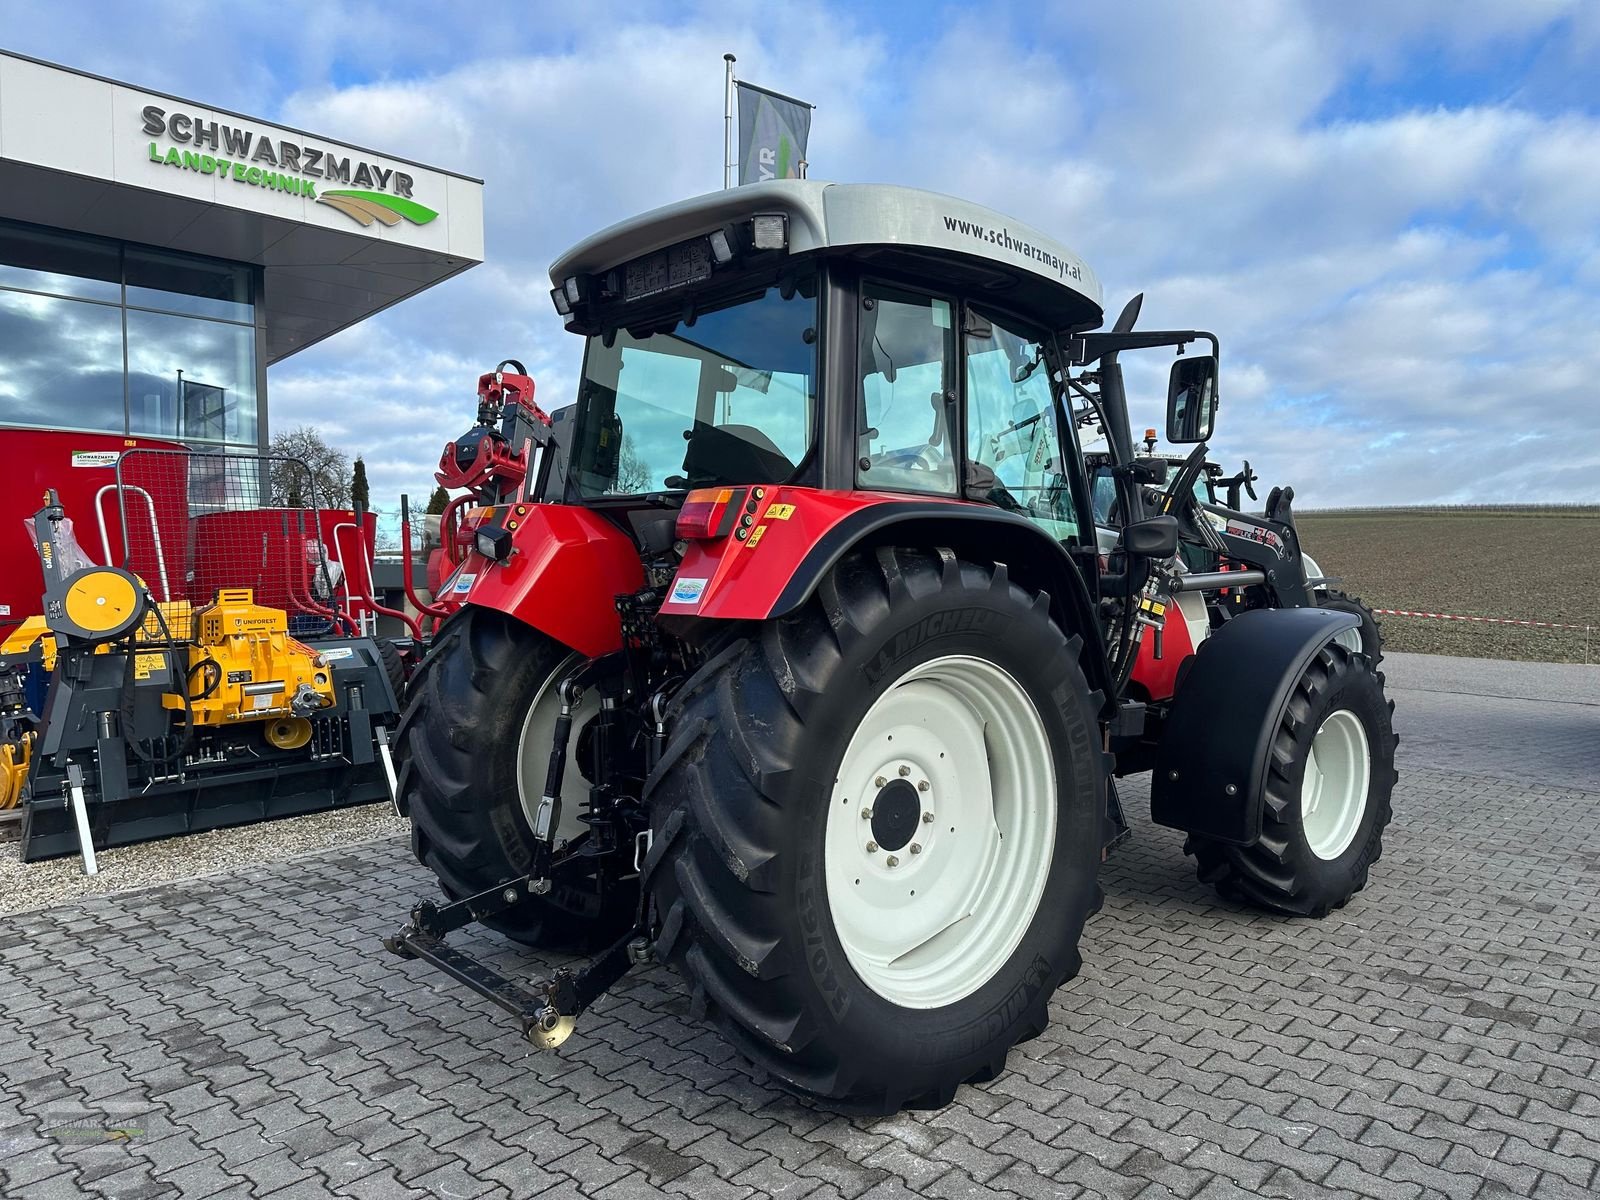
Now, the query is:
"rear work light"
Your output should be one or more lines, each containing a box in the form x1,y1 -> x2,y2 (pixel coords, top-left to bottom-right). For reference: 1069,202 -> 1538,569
750,213 -> 788,250
675,486 -> 756,540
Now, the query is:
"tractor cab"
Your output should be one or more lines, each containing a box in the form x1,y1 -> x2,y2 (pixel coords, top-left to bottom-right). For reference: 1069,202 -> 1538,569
542,183 -> 1111,546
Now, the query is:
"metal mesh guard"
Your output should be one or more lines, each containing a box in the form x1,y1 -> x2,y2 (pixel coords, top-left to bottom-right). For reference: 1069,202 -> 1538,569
106,449 -> 343,639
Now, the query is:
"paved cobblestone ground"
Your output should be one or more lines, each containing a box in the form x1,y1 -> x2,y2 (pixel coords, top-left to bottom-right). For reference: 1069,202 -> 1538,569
0,652 -> 1595,1198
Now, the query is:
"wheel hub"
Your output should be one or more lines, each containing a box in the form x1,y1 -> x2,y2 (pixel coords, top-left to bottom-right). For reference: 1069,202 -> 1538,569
870,778 -> 922,852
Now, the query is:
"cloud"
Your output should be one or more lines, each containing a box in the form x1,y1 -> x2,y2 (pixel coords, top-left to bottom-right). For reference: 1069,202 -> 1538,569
4,0 -> 1597,508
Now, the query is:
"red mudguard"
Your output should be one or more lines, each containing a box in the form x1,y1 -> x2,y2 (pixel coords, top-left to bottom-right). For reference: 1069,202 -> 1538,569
456,504 -> 644,657
658,486 -> 959,620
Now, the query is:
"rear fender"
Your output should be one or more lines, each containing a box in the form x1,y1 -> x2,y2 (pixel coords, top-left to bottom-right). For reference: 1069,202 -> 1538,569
1149,606 -> 1360,844
453,504 -> 643,657
659,487 -> 1112,698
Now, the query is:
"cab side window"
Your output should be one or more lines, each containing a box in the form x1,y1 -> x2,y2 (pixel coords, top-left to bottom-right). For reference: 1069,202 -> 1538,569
856,282 -> 958,495
964,307 -> 1079,543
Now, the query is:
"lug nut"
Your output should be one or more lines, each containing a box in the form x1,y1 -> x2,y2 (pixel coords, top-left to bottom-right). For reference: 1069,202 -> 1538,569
921,812 -> 934,823
898,765 -> 911,777
861,808 -> 873,820
886,855 -> 899,867
917,780 -> 930,792
909,843 -> 922,854
875,776 -> 887,787
866,841 -> 878,853
503,888 -> 518,904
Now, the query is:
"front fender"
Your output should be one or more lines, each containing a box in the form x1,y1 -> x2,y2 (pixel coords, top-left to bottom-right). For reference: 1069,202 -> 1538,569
1149,606 -> 1360,844
454,504 -> 643,657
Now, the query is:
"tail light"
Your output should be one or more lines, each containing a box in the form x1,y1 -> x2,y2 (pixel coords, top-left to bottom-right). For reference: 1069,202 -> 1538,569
675,487 -> 749,540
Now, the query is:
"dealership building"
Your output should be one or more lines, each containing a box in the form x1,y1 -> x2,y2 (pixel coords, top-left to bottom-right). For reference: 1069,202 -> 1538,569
0,48 -> 484,456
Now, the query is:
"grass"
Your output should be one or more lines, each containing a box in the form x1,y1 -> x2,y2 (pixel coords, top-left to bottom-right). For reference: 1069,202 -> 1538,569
1297,508 -> 1599,665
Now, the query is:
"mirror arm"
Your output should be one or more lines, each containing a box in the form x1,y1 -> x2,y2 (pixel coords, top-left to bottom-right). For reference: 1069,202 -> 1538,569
1068,329 -> 1218,366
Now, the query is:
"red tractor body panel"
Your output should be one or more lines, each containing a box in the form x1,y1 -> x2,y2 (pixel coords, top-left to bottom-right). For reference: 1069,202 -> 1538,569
457,504 -> 645,657
659,486 -> 962,620
1127,603 -> 1194,703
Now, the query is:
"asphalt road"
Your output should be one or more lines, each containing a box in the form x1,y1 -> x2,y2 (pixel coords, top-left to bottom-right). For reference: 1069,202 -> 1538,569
0,650 -> 1595,1199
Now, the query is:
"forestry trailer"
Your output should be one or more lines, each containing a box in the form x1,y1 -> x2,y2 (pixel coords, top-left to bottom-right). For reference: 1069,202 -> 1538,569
385,181 -> 1398,1113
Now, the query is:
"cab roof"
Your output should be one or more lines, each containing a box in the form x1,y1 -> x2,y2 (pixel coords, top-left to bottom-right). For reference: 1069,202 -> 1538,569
550,180 -> 1104,331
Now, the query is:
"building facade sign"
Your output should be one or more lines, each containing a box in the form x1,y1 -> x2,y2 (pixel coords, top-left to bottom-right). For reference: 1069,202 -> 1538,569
139,105 -> 438,226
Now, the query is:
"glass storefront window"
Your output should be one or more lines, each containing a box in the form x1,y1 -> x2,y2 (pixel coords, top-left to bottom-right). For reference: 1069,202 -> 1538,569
126,311 -> 258,446
0,219 -> 260,451
0,224 -> 120,303
0,289 -> 126,433
125,248 -> 253,323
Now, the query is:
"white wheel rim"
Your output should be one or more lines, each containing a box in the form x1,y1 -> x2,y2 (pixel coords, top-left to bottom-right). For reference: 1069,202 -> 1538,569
517,654 -> 595,847
1331,625 -> 1365,655
1300,708 -> 1370,861
824,654 -> 1057,1009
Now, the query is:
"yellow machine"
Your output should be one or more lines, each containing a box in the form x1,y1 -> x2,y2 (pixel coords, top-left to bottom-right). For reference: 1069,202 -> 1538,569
174,589 -> 336,741
0,735 -> 29,810
0,584 -> 335,744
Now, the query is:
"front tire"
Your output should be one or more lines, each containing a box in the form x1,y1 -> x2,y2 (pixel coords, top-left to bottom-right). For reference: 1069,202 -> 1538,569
397,606 -> 636,949
1315,589 -> 1383,665
643,547 -> 1106,1112
1188,641 -> 1396,916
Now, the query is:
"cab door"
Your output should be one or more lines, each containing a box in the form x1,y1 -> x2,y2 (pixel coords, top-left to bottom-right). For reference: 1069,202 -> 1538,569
961,304 -> 1087,547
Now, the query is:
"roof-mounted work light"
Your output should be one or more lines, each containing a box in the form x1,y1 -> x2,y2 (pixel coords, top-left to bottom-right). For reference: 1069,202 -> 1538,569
750,213 -> 788,251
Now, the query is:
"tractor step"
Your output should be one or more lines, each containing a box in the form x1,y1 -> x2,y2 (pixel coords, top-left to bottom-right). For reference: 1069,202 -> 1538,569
382,877 -> 647,1049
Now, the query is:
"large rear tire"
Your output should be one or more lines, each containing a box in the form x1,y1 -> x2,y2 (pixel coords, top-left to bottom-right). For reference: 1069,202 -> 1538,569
397,606 -> 636,949
1187,641 -> 1396,916
643,547 -> 1106,1113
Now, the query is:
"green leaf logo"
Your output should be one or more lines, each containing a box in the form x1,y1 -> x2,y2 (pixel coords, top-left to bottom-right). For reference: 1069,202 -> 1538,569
318,190 -> 439,227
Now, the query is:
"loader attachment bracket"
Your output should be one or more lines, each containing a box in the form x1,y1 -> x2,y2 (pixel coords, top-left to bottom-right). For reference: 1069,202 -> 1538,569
382,874 -> 646,1050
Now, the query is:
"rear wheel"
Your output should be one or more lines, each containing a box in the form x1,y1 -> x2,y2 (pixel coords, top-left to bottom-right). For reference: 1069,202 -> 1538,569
644,547 -> 1105,1112
1187,641 -> 1396,916
397,606 -> 636,949
375,637 -> 407,705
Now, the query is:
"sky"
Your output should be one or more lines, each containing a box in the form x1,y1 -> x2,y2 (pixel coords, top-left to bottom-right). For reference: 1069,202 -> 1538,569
7,0 -> 1600,510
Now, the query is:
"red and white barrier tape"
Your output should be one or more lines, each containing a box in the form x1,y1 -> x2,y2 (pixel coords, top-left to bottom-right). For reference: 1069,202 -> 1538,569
1374,608 -> 1592,632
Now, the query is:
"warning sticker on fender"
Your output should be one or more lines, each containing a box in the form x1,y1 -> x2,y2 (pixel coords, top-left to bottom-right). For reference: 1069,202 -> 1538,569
669,577 -> 708,606
452,572 -> 476,594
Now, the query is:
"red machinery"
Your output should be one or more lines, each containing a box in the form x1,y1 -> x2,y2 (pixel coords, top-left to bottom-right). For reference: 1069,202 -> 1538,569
399,359 -> 554,634
0,429 -> 186,632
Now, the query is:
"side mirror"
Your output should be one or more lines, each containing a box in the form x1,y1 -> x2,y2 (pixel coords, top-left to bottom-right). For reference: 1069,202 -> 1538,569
1119,514 -> 1180,559
1129,458 -> 1169,486
1166,355 -> 1217,443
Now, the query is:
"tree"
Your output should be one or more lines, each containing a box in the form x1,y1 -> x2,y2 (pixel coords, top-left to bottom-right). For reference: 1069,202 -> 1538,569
425,485 -> 450,514
351,456 -> 370,511
269,426 -> 349,508
616,436 -> 652,494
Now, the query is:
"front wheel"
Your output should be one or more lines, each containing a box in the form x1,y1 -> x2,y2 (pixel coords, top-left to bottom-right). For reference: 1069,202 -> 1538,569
643,547 -> 1106,1113
1188,640 -> 1397,916
1315,589 -> 1383,665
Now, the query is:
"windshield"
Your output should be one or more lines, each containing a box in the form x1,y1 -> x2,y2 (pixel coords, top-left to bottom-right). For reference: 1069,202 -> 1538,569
566,273 -> 817,497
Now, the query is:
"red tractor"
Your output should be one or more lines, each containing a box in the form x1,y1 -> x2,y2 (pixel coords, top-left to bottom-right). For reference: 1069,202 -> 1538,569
385,182 -> 1397,1114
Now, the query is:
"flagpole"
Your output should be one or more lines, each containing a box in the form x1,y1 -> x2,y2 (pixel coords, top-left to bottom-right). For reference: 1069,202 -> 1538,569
723,53 -> 736,189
